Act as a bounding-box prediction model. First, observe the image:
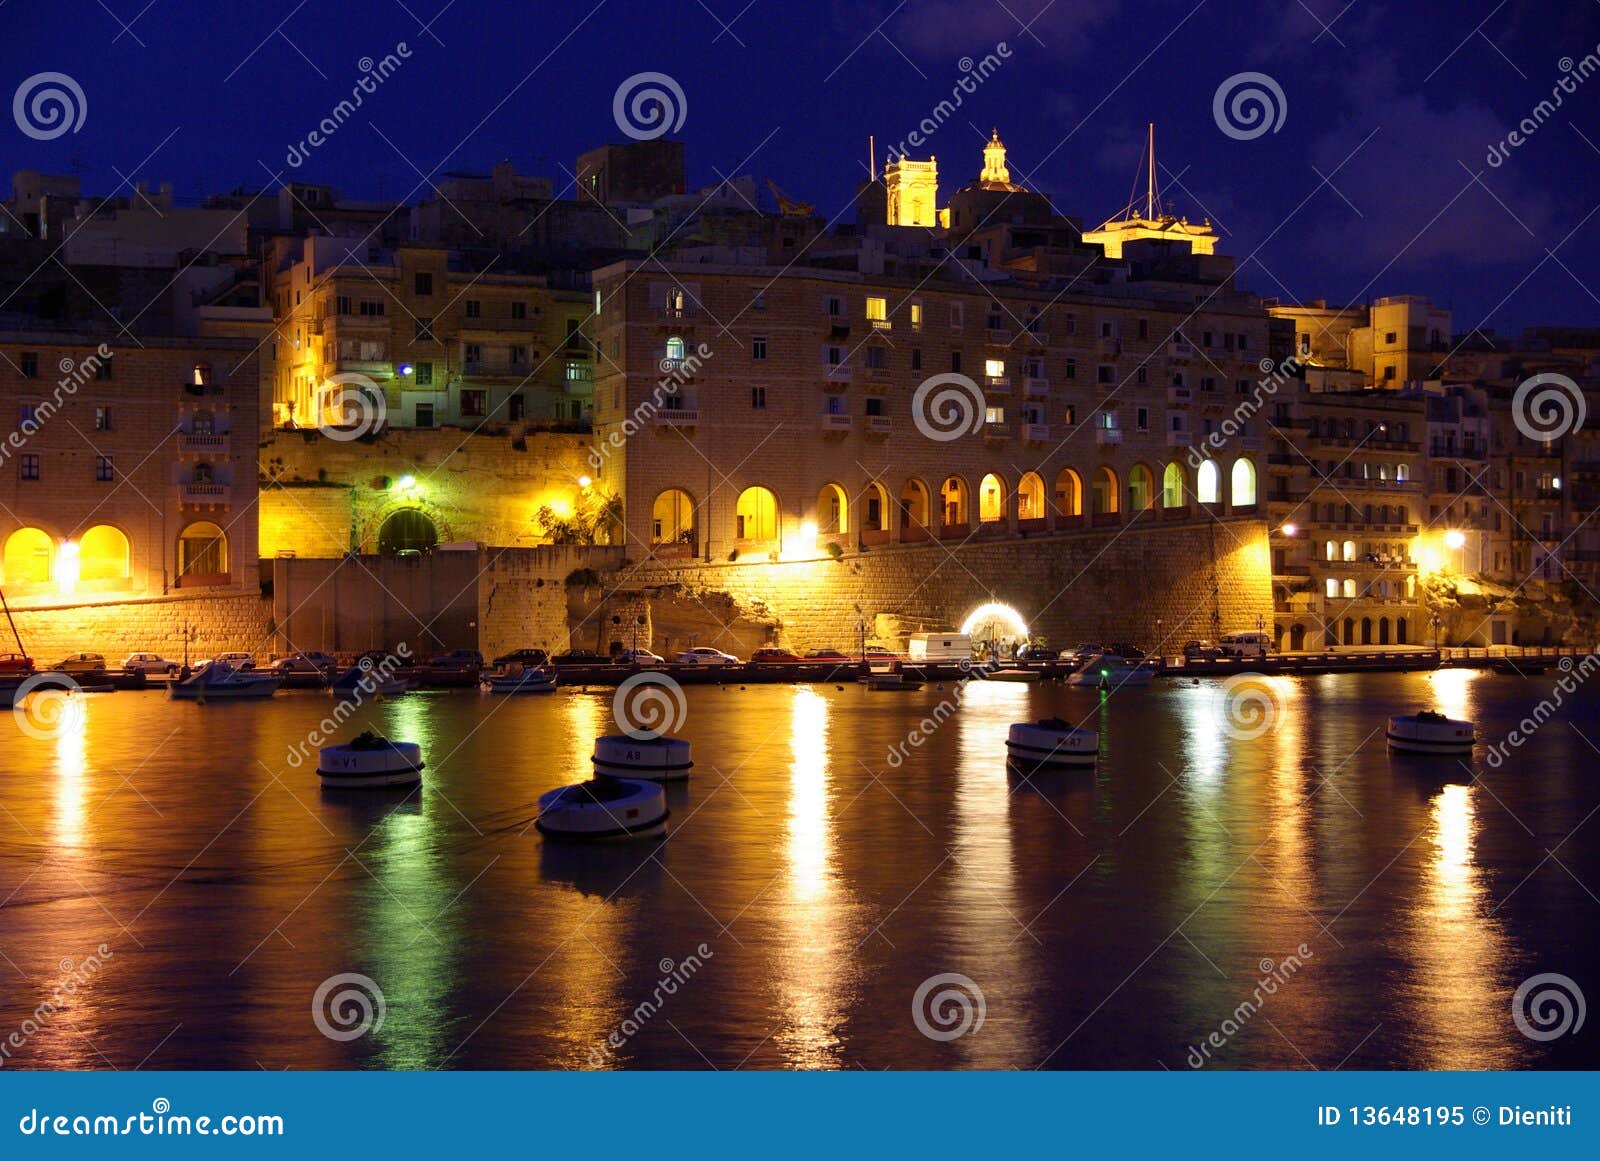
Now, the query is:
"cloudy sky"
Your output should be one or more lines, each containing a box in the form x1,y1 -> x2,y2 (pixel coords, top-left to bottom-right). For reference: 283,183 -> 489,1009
7,0 -> 1599,333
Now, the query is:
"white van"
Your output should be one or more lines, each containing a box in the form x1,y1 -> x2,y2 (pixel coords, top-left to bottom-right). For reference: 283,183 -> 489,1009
907,632 -> 973,662
1218,631 -> 1272,660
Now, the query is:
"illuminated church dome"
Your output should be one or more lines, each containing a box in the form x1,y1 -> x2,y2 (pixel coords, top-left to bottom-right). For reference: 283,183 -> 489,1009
976,128 -> 1024,192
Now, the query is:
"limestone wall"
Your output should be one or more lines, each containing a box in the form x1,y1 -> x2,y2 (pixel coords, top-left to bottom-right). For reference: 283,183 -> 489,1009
10,589 -> 271,665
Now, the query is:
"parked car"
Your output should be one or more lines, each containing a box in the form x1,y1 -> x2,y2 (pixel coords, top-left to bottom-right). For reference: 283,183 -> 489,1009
749,648 -> 801,664
1218,631 -> 1272,660
0,652 -> 34,673
53,653 -> 107,675
1182,640 -> 1222,660
212,651 -> 257,670
275,651 -> 337,674
1071,643 -> 1105,660
1104,642 -> 1146,659
616,648 -> 666,667
426,649 -> 484,669
123,652 -> 182,676
1015,643 -> 1060,661
551,649 -> 609,666
492,648 -> 549,668
674,647 -> 740,666
863,646 -> 897,660
804,649 -> 849,661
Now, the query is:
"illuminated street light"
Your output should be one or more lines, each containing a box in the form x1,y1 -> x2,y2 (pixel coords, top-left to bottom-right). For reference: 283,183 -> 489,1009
1444,530 -> 1466,550
397,474 -> 417,490
578,475 -> 592,488
1281,523 -> 1297,537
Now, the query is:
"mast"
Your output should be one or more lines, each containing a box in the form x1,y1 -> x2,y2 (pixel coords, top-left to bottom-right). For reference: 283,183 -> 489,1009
1145,122 -> 1155,221
869,135 -> 876,180
0,584 -> 24,656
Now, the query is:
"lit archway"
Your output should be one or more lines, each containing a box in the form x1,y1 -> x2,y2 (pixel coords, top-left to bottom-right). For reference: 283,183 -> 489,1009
1016,472 -> 1045,521
978,473 -> 1006,523
1230,457 -> 1257,506
1128,463 -> 1155,511
961,601 -> 1030,650
378,509 -> 437,554
178,521 -> 229,578
2,527 -> 53,584
1162,462 -> 1185,509
817,483 -> 849,535
651,488 -> 695,546
900,479 -> 931,532
1092,466 -> 1119,515
735,486 -> 779,541
78,525 -> 130,582
940,476 -> 969,527
1054,469 -> 1082,517
1196,459 -> 1220,504
862,481 -> 890,533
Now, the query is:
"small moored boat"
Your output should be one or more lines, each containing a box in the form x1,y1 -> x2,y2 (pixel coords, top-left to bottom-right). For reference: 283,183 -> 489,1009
592,733 -> 693,781
1387,710 -> 1475,755
330,664 -> 408,698
317,731 -> 425,787
1005,717 -> 1099,768
1066,654 -> 1154,688
169,662 -> 281,701
859,662 -> 923,691
536,777 -> 669,840
985,668 -> 1041,683
482,666 -> 557,694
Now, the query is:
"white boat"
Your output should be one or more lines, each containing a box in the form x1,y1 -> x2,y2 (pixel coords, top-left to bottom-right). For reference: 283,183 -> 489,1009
1005,718 -> 1099,768
1387,710 -> 1475,755
985,668 -> 1041,683
536,777 -> 669,840
859,663 -> 923,691
317,731 -> 425,787
1065,654 -> 1154,688
482,666 -> 557,694
593,734 -> 693,781
330,664 -> 408,698
169,662 -> 281,701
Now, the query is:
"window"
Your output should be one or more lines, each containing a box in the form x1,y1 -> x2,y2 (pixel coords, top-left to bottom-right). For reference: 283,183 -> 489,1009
415,361 -> 433,386
359,299 -> 385,317
1064,314 -> 1076,336
508,394 -> 525,420
825,345 -> 845,366
415,317 -> 435,341
909,302 -> 923,331
1201,376 -> 1216,392
1064,405 -> 1076,426
1299,333 -> 1311,355
984,358 -> 1005,379
865,346 -> 886,369
1236,379 -> 1251,394
1136,367 -> 1147,384
19,352 -> 38,379
1099,319 -> 1116,339
1137,318 -> 1148,340
752,335 -> 767,360
336,295 -> 352,315
464,343 -> 482,366
751,387 -> 766,409
1064,358 -> 1076,380
825,295 -> 843,316
95,456 -> 114,482
1201,330 -> 1214,348
911,348 -> 922,371
461,390 -> 486,417
19,404 -> 37,427
666,336 -> 686,361
415,403 -> 434,428
95,357 -> 113,380
19,454 -> 39,480
950,302 -> 964,330
510,345 -> 527,366
1136,407 -> 1148,431
865,396 -> 884,416
511,301 -> 527,320
415,272 -> 434,295
985,406 -> 1005,424
1097,365 -> 1114,384
1224,333 -> 1235,351
866,296 -> 888,328
94,406 -> 112,431
465,299 -> 481,318
1384,331 -> 1396,344
1383,365 -> 1396,381
950,351 -> 962,373
1097,410 -> 1118,430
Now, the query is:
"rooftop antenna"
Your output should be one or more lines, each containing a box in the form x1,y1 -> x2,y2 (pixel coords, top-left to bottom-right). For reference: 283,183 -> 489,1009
869,135 -> 876,180
1146,122 -> 1155,221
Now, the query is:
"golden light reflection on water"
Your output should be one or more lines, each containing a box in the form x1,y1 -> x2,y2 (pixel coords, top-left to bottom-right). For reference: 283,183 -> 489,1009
773,686 -> 853,1067
1425,667 -> 1481,723
1405,782 -> 1514,1068
50,693 -> 90,849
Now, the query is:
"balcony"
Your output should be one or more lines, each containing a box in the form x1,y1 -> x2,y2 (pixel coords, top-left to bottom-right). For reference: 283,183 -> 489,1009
1166,430 -> 1193,448
986,327 -> 1013,346
657,357 -> 694,377
864,366 -> 892,383
656,305 -> 697,323
983,422 -> 1012,442
178,433 -> 230,455
869,318 -> 892,333
180,483 -> 231,507
866,415 -> 891,437
1168,386 -> 1193,406
1025,377 -> 1050,397
652,408 -> 699,427
1240,436 -> 1263,450
985,376 -> 1011,393
1096,427 -> 1123,447
1169,341 -> 1194,360
1022,328 -> 1048,346
820,413 -> 852,434
1097,336 -> 1122,356
824,365 -> 852,385
1023,423 -> 1051,443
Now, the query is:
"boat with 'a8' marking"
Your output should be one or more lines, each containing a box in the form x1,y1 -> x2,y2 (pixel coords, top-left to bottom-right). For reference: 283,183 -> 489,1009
592,733 -> 693,781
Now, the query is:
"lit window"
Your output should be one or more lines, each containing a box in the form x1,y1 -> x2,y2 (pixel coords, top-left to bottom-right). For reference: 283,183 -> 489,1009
985,359 -> 1005,378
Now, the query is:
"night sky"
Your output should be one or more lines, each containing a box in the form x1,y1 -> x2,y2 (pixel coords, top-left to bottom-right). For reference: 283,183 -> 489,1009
6,0 -> 1599,332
